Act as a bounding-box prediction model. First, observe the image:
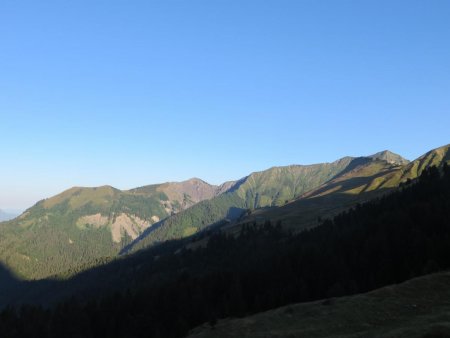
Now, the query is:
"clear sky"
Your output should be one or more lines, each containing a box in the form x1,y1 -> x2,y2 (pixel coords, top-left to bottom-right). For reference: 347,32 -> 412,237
1,0 -> 449,210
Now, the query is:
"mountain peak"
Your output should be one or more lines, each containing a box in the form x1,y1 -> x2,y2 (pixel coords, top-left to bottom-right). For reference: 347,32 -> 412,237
183,177 -> 211,186
368,150 -> 409,165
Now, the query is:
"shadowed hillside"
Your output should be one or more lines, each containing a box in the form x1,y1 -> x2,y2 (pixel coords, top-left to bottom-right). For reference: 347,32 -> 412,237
188,271 -> 450,338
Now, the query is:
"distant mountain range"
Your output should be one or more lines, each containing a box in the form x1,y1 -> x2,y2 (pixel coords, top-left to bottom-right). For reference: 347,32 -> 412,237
0,144 -> 448,280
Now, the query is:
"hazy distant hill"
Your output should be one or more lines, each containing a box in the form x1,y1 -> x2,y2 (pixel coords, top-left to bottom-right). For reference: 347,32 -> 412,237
0,210 -> 18,222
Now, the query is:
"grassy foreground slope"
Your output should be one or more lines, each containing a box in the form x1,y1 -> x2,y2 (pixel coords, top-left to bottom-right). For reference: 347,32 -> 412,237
188,271 -> 450,338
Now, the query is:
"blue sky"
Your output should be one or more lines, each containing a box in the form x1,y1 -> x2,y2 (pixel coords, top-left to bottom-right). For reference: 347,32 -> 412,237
1,0 -> 449,210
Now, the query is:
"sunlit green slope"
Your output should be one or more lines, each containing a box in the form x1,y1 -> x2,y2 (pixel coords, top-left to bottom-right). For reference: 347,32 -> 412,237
238,144 -> 450,231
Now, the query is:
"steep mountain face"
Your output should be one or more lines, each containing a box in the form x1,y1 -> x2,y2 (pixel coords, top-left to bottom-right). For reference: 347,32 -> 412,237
0,179 -> 227,279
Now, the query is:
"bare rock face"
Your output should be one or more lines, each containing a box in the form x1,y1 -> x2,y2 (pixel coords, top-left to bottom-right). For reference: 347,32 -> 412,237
156,178 -> 237,210
158,178 -> 217,207
76,213 -> 154,243
110,213 -> 151,243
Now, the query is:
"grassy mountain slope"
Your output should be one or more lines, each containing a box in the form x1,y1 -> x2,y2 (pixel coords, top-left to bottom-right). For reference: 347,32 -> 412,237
380,143 -> 450,187
237,144 -> 450,231
0,178 -> 225,279
236,158 -> 401,231
234,157 -> 356,208
188,271 -> 450,338
127,156 -> 358,252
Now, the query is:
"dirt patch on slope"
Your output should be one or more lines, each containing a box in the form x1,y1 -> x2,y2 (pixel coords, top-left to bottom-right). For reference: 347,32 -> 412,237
77,213 -> 109,228
111,213 -> 150,243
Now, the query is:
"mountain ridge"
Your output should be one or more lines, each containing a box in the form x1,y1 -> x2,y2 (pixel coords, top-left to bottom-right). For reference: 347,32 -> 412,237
368,150 -> 409,165
126,152 -> 410,253
0,177 -> 236,279
1,145 -> 448,279
233,144 -> 450,232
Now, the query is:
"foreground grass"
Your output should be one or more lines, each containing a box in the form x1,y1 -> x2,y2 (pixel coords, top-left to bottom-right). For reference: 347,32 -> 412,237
187,271 -> 450,338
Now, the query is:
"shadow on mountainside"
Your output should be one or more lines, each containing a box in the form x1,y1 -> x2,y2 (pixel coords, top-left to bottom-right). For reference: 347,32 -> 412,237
329,157 -> 380,181
120,205 -> 247,255
305,166 -> 400,199
0,262 -> 28,306
122,158 -> 401,256
0,233 -> 198,308
0,262 -> 66,307
236,170 -> 400,233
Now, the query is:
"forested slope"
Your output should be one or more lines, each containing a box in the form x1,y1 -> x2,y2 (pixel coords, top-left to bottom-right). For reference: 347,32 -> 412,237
0,179 -> 225,279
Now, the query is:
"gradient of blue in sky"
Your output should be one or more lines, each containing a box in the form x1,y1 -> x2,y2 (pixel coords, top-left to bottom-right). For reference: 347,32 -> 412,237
1,0 -> 449,210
